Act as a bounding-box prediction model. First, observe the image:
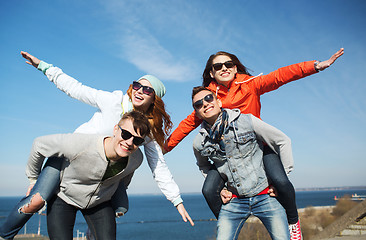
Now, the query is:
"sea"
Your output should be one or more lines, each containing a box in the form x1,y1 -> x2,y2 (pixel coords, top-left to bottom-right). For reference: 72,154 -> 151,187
1,189 -> 365,240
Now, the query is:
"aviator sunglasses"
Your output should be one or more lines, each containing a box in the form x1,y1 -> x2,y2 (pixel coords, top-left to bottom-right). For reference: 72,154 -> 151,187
132,81 -> 155,96
118,125 -> 145,146
212,61 -> 235,71
193,93 -> 214,110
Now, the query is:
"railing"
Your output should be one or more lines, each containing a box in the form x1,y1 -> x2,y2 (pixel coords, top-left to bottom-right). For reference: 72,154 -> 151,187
76,230 -> 86,240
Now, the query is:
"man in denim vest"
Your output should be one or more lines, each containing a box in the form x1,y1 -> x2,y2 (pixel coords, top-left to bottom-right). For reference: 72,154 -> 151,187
192,86 -> 292,240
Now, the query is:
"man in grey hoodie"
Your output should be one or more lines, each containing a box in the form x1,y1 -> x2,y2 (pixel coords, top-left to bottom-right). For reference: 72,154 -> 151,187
1,111 -> 150,240
191,86 -> 292,240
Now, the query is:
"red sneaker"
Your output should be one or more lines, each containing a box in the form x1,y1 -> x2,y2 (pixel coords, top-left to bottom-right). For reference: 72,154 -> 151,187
289,219 -> 302,240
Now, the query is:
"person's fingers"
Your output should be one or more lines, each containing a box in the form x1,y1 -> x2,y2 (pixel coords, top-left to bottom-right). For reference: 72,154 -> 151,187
26,184 -> 34,196
185,213 -> 194,226
329,48 -> 344,63
177,204 -> 194,226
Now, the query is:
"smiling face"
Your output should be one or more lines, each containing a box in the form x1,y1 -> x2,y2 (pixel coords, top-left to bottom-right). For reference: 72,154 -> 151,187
131,79 -> 155,112
209,55 -> 237,87
193,89 -> 222,125
111,118 -> 142,158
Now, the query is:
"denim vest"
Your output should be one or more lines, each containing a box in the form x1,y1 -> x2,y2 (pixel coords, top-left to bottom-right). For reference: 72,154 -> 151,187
197,109 -> 268,197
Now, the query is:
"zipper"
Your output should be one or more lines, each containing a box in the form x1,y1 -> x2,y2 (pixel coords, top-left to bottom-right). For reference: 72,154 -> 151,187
85,160 -> 109,208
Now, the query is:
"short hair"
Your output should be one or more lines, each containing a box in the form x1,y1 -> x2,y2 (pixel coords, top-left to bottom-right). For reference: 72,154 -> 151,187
191,86 -> 216,101
118,111 -> 151,138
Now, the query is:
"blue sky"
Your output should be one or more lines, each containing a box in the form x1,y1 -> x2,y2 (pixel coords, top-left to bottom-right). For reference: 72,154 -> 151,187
0,0 -> 365,197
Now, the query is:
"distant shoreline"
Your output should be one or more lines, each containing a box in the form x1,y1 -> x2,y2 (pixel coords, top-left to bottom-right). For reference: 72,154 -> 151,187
1,186 -> 366,197
295,186 -> 366,192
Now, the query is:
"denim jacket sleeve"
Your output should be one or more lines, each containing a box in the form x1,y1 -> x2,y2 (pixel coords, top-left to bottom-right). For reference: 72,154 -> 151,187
193,131 -> 212,178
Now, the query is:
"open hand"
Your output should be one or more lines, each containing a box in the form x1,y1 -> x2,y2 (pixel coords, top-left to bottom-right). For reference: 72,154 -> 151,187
316,48 -> 344,71
21,51 -> 41,68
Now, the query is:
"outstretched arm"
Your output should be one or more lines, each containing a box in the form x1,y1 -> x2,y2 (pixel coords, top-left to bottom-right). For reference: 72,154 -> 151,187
253,48 -> 344,96
164,111 -> 203,153
315,48 -> 344,71
20,51 -> 121,111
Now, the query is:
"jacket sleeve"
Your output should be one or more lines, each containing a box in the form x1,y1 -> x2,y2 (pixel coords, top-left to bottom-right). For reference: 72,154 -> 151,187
25,134 -> 76,184
193,146 -> 211,178
143,138 -> 183,206
193,132 -> 212,177
44,66 -> 122,111
121,173 -> 135,189
165,111 -> 203,152
249,115 -> 294,174
252,61 -> 317,96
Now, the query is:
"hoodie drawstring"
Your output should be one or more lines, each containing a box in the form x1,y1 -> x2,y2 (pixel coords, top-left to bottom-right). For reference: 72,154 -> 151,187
234,73 -> 263,84
215,73 -> 264,96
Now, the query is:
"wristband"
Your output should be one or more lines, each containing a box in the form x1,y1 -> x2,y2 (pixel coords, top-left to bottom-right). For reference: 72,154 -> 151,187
314,61 -> 320,72
37,61 -> 53,74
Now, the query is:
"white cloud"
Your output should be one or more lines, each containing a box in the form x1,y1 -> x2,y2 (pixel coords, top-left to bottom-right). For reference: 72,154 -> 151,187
97,0 -> 260,82
117,28 -> 199,82
99,0 -> 204,82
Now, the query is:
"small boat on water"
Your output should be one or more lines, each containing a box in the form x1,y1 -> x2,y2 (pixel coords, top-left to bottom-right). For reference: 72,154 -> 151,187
334,193 -> 366,201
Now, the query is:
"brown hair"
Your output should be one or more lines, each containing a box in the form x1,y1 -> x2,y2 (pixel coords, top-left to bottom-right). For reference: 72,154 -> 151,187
202,51 -> 252,87
126,86 -> 173,148
119,111 -> 151,138
191,86 -> 216,101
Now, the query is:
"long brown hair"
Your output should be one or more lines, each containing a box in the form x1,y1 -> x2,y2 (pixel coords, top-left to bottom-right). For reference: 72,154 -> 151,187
126,86 -> 172,148
202,51 -> 252,87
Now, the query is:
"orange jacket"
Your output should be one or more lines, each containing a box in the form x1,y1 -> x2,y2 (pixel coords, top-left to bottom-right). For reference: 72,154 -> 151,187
166,60 -> 317,152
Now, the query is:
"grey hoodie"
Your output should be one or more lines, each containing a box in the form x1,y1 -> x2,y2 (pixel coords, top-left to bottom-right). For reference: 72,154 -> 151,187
26,133 -> 142,209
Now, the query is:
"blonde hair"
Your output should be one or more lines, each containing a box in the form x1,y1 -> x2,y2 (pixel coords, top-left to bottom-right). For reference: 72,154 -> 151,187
126,85 -> 172,148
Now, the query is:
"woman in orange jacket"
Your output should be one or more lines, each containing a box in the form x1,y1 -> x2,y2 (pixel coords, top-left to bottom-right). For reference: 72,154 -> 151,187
165,48 -> 344,239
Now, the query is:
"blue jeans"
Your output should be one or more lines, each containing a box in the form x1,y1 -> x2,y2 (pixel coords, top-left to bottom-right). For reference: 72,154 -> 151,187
202,145 -> 298,224
47,196 -> 116,240
111,181 -> 129,216
217,194 -> 290,240
0,157 -> 62,239
0,157 -> 128,239
202,165 -> 225,219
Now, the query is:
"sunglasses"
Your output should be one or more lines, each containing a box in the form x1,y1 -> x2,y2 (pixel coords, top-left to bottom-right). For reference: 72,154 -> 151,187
212,61 -> 235,71
118,125 -> 145,146
132,81 -> 155,96
193,93 -> 214,110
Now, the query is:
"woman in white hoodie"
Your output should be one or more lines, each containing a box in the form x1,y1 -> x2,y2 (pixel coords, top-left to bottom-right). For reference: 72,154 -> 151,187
0,52 -> 193,240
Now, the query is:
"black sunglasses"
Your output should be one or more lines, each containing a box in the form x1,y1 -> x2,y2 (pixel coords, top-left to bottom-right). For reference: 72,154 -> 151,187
132,81 -> 155,96
212,61 -> 235,71
193,93 -> 214,110
118,125 -> 145,146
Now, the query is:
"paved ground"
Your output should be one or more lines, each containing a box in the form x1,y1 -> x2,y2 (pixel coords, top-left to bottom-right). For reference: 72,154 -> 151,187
324,235 -> 366,240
